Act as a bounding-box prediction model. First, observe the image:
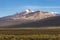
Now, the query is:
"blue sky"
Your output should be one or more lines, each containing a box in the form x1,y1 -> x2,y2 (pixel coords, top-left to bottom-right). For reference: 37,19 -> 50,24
0,0 -> 60,17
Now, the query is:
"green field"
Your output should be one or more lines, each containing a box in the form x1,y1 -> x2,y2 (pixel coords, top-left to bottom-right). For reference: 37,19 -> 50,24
0,28 -> 60,40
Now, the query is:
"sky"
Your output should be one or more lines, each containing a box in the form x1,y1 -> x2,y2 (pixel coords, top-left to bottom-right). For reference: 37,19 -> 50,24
0,0 -> 60,17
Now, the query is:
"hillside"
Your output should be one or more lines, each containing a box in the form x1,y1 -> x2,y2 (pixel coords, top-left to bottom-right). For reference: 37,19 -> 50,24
2,16 -> 60,28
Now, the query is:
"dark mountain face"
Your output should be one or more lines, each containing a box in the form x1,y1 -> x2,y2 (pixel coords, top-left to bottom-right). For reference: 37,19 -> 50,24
9,16 -> 60,28
56,14 -> 60,16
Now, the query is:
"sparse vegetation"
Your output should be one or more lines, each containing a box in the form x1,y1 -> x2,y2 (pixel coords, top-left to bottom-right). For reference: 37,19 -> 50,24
0,28 -> 60,40
0,34 -> 59,40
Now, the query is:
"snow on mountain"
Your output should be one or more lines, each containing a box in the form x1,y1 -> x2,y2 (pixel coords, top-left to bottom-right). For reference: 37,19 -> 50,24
0,9 -> 56,21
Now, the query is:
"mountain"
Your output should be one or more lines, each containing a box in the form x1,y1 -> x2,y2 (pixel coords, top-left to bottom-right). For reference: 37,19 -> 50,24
0,9 -> 57,28
0,9 -> 56,20
4,16 -> 60,28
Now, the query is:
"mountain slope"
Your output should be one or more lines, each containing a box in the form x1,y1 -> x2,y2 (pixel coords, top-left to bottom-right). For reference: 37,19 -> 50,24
1,16 -> 60,28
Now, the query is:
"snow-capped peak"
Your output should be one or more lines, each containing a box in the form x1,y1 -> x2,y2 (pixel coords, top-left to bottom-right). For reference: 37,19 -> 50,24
51,12 -> 58,13
50,12 -> 57,16
24,9 -> 34,14
25,9 -> 30,13
25,9 -> 34,13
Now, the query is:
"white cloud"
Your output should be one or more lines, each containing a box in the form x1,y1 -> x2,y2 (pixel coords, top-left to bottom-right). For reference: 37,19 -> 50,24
23,6 -> 60,8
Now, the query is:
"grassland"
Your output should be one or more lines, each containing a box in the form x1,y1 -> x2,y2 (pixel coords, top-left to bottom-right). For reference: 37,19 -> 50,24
0,27 -> 60,40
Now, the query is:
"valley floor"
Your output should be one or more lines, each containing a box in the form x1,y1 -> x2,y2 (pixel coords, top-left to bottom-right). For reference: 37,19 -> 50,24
0,27 -> 60,40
